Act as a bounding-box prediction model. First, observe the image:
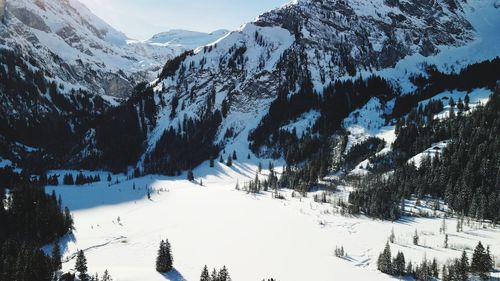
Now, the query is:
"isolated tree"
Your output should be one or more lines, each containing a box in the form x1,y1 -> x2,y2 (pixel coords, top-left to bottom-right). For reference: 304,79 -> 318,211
75,250 -> 88,281
210,157 -> 215,167
389,228 -> 395,243
413,229 -> 419,245
444,234 -> 449,248
232,151 -> 237,160
219,155 -> 224,163
101,270 -> 112,281
258,162 -> 262,173
107,173 -> 112,182
200,265 -> 210,281
156,239 -> 173,273
187,169 -> 194,181
226,156 -> 233,167
51,242 -> 62,273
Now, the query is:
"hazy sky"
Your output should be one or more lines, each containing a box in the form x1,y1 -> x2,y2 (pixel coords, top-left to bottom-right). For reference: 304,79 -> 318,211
79,0 -> 289,41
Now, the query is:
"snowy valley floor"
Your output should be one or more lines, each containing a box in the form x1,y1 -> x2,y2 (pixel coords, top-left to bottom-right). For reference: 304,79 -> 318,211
46,162 -> 500,281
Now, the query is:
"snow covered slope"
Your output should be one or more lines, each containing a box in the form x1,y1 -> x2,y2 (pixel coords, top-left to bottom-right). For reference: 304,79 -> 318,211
46,163 -> 500,280
0,0 -> 228,97
146,29 -> 230,51
133,0 -> 499,173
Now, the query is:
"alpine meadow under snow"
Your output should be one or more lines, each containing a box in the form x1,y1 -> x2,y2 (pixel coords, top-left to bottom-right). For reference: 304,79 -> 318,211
0,0 -> 500,281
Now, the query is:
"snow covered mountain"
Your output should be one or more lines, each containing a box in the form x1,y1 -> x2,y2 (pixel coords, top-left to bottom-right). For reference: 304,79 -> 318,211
0,0 -> 229,166
146,29 -> 230,51
111,0 -> 497,174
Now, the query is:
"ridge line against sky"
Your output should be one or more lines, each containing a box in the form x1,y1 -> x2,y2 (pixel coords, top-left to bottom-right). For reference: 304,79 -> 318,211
78,0 -> 290,41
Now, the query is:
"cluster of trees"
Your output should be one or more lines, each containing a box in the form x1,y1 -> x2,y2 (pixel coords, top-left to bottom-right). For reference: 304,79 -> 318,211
0,49 -> 111,173
200,265 -> 231,281
0,169 -> 73,281
85,83 -> 155,173
249,75 -> 394,162
62,173 -> 101,186
156,239 -> 174,273
144,109 -> 221,176
392,57 -> 500,118
378,241 -> 495,281
348,87 -> 500,221
73,250 -> 113,281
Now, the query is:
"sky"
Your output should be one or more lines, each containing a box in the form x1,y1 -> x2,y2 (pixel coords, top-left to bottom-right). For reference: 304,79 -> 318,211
79,0 -> 290,41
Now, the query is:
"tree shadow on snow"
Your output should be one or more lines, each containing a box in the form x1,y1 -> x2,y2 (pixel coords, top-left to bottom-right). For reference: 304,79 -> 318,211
161,269 -> 186,281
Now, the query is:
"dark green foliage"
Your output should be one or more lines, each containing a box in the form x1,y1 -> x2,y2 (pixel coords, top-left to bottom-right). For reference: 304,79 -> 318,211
393,57 -> 500,118
187,169 -> 194,181
89,83 -> 155,173
470,242 -> 493,280
377,242 -> 393,274
156,239 -> 173,273
51,242 -> 62,273
200,266 -> 231,281
200,265 -> 210,281
159,50 -> 194,79
144,110 -> 221,176
75,250 -> 88,281
0,169 -> 73,281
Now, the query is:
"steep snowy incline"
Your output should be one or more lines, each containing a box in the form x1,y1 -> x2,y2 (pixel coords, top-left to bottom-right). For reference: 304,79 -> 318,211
0,0 -> 229,97
133,0 -> 497,173
146,29 -> 230,51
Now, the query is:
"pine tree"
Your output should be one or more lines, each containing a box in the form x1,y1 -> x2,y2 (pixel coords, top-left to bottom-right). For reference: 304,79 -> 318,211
393,251 -> 405,276
377,241 -> 392,274
389,228 -> 395,243
107,173 -> 112,182
187,169 -> 194,181
458,250 -> 469,281
413,229 -> 419,245
75,250 -> 88,281
226,156 -> 232,167
444,234 -> 449,248
210,158 -> 215,168
102,270 -> 112,281
156,239 -> 173,273
211,268 -> 218,281
218,266 -> 231,281
200,265 -> 210,281
471,242 -> 491,280
258,162 -> 262,173
232,151 -> 237,160
51,242 -> 62,273
219,155 -> 224,163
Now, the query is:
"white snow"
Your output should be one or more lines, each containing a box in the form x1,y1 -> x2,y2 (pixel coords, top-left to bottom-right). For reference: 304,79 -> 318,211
46,162 -> 500,281
408,141 -> 449,168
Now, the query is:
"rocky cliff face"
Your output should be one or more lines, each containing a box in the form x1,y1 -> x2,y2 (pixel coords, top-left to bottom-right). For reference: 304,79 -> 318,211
138,0 -> 476,163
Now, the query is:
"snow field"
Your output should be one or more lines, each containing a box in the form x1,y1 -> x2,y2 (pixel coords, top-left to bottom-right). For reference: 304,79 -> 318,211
46,161 -> 500,281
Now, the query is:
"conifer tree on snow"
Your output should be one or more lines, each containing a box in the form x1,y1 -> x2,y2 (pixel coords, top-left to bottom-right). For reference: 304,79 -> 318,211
218,265 -> 231,281
226,156 -> 232,167
156,239 -> 173,273
413,229 -> 419,245
75,250 -> 88,281
187,169 -> 194,181
101,270 -> 112,281
232,151 -> 237,160
200,265 -> 210,281
471,242 -> 492,280
211,268 -> 218,281
377,241 -> 392,274
51,242 -> 62,273
459,250 -> 469,281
